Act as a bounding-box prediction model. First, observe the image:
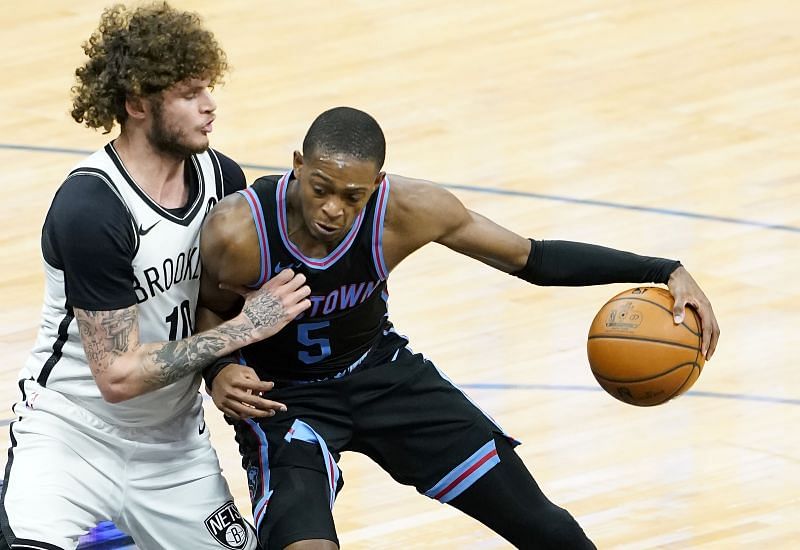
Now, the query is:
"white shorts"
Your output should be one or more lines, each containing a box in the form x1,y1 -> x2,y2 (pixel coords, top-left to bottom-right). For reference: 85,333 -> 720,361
0,380 -> 256,550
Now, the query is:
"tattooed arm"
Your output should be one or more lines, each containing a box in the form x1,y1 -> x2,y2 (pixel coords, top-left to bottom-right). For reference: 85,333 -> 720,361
74,268 -> 310,403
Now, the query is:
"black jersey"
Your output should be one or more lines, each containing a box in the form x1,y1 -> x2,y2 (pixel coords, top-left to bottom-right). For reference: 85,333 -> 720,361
238,171 -> 399,382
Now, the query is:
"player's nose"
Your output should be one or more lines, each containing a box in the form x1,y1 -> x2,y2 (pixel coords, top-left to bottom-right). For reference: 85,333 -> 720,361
322,198 -> 343,219
200,89 -> 217,113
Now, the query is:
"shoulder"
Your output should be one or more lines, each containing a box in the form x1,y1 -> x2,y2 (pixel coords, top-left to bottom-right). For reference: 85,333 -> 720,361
384,174 -> 467,231
385,174 -> 461,208
43,171 -> 135,276
203,191 -> 251,242
47,171 -> 131,229
200,192 -> 260,284
59,168 -> 126,199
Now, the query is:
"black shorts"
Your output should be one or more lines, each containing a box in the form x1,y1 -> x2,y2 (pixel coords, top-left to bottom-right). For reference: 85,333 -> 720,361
235,345 -> 513,549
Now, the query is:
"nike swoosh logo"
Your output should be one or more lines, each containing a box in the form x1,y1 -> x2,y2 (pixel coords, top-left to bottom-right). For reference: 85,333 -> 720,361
138,220 -> 161,236
275,261 -> 302,273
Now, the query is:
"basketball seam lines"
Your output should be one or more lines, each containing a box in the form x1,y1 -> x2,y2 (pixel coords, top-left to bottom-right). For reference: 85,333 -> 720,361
593,361 -> 699,383
692,326 -> 704,375
587,334 -> 700,351
665,365 -> 700,402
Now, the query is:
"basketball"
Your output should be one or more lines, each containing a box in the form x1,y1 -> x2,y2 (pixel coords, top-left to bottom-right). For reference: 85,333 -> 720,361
587,287 -> 704,406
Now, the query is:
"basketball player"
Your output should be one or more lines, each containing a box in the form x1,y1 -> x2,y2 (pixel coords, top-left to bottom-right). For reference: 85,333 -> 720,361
0,4 -> 310,550
198,107 -> 720,549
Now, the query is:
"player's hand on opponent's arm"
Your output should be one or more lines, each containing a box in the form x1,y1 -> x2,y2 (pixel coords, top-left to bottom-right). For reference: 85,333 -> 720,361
211,363 -> 286,420
666,265 -> 720,360
224,268 -> 311,343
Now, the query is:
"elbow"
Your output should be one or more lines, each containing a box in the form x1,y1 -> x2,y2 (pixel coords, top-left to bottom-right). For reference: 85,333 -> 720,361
95,376 -> 143,404
97,383 -> 132,404
92,354 -> 151,403
99,389 -> 126,404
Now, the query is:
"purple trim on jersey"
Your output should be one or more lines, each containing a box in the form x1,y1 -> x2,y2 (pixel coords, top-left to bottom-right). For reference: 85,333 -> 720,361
276,172 -> 366,269
371,177 -> 390,280
284,419 -> 340,510
238,188 -> 271,287
424,439 -> 500,503
244,419 -> 273,531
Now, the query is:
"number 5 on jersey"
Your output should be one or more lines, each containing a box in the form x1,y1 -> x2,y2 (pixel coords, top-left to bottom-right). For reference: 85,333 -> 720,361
298,321 -> 331,364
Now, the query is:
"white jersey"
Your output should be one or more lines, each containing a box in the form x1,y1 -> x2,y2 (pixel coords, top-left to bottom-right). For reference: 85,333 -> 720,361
20,142 -> 230,427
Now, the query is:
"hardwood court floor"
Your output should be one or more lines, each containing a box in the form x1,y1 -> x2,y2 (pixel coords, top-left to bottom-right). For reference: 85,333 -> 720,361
1,1 -> 799,547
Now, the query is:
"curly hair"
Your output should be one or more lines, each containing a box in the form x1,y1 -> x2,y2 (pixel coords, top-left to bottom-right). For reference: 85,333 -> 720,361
71,2 -> 228,133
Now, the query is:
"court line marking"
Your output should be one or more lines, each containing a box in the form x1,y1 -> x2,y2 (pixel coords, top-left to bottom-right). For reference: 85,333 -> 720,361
1,142 -> 796,419
0,384 -> 795,428
461,383 -> 800,406
2,142 -> 798,234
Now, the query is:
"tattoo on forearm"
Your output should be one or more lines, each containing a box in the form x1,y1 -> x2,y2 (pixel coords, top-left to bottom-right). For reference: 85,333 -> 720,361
77,289 -> 288,393
215,322 -> 255,342
146,335 -> 229,387
143,298 -> 276,388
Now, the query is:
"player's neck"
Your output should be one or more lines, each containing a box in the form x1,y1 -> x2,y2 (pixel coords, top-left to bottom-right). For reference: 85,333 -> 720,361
113,132 -> 189,209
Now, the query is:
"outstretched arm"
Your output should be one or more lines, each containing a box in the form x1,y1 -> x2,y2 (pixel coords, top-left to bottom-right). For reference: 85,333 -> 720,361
384,175 -> 719,358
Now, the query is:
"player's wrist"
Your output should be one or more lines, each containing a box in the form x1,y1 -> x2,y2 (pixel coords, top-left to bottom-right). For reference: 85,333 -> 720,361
666,264 -> 687,285
220,314 -> 260,347
203,354 -> 239,391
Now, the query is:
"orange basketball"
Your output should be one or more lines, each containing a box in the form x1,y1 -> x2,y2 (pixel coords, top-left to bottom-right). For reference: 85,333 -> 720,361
587,287 -> 704,406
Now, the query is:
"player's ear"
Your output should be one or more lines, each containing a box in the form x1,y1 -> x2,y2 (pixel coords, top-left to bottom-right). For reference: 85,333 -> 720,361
292,150 -> 304,180
124,95 -> 146,120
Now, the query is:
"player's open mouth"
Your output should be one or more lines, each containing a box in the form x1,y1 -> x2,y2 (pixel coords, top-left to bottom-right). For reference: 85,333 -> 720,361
315,221 -> 341,235
201,117 -> 215,133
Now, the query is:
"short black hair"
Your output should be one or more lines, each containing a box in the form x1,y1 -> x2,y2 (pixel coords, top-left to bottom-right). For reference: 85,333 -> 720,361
302,107 -> 386,169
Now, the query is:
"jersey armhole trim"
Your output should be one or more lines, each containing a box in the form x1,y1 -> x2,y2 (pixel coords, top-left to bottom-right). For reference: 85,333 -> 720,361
208,148 -> 225,199
238,188 -> 271,287
371,176 -> 390,280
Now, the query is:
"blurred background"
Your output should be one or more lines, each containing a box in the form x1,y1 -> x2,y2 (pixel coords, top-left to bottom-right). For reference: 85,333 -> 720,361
1,1 -> 798,547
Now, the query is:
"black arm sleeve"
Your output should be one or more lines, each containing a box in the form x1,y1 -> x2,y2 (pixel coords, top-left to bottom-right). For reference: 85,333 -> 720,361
215,150 -> 246,195
202,354 -> 240,392
42,174 -> 138,310
513,239 -> 681,286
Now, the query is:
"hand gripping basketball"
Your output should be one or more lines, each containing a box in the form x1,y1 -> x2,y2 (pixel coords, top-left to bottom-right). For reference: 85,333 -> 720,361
665,265 -> 720,360
587,287 -> 704,406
